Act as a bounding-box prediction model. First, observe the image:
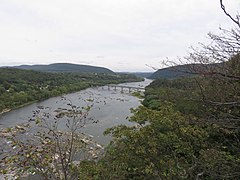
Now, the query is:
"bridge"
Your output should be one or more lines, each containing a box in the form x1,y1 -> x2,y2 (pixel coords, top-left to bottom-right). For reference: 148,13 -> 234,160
106,85 -> 145,92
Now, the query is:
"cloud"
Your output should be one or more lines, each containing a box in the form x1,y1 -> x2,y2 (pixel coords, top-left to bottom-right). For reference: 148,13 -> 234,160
0,0 -> 239,71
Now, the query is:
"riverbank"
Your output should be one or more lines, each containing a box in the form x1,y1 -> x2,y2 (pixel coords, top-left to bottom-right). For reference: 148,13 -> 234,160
0,109 -> 11,115
0,70 -> 144,117
0,100 -> 42,117
0,80 -> 144,117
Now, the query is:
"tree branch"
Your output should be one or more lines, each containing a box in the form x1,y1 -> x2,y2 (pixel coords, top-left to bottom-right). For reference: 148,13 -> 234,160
220,0 -> 240,27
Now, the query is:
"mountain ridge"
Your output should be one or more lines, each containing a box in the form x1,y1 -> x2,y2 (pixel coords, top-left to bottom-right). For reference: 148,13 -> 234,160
8,63 -> 114,74
149,63 -> 221,79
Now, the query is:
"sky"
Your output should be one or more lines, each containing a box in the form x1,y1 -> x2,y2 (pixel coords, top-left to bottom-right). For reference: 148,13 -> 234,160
0,0 -> 239,72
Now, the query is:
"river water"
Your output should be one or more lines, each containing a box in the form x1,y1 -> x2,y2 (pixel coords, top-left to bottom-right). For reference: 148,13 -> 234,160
0,79 -> 152,146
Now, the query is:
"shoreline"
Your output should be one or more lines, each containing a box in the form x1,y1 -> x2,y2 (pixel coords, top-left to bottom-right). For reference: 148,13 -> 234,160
0,101 -> 38,116
0,109 -> 11,115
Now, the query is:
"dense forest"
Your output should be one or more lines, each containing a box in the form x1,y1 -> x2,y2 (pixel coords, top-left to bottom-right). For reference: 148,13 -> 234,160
0,68 -> 142,113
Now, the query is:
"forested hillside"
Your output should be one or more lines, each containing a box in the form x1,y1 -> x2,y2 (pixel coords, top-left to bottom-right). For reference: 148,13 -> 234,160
0,68 -> 142,113
12,63 -> 114,74
149,63 -> 222,79
149,64 -> 195,79
125,72 -> 153,78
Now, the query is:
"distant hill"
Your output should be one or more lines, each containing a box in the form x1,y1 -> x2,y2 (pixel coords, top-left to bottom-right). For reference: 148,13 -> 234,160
119,72 -> 153,78
131,72 -> 153,78
11,63 -> 114,74
149,63 -> 220,79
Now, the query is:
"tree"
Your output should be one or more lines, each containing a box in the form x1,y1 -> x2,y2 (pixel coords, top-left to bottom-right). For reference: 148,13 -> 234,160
0,97 -> 103,180
100,105 -> 209,179
220,0 -> 240,27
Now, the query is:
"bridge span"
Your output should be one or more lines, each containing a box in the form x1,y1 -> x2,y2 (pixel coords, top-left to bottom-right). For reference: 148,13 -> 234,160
106,85 -> 145,92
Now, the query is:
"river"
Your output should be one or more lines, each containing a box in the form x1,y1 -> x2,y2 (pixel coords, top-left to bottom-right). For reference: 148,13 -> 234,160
0,78 -> 152,146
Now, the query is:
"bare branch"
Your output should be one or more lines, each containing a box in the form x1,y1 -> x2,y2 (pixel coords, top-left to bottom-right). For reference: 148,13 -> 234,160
220,0 -> 240,27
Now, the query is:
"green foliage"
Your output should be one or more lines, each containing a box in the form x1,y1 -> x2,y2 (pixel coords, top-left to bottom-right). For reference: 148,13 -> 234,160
131,91 -> 144,99
143,77 -> 205,116
91,105 -> 209,179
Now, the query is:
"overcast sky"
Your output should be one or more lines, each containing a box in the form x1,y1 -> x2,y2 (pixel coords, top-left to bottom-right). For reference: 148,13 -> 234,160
0,0 -> 239,72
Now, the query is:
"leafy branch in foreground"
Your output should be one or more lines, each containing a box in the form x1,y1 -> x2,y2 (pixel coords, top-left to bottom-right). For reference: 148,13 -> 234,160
0,97 -> 103,180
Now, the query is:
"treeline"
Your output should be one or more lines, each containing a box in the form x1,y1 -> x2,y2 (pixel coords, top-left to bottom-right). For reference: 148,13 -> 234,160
0,68 -> 142,113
